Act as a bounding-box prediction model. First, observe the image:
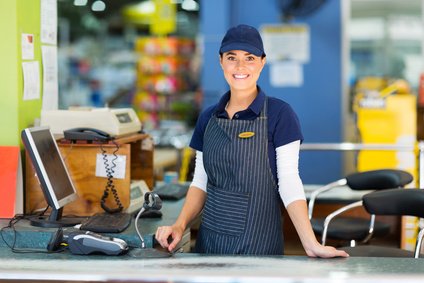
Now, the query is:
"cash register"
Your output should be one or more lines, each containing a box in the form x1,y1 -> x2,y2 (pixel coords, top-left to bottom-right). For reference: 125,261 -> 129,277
40,107 -> 142,137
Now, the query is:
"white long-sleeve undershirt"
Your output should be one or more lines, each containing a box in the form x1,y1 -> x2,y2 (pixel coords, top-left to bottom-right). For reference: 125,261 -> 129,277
189,140 -> 306,207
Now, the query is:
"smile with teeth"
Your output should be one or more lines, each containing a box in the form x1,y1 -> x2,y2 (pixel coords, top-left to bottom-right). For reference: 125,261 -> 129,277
233,74 -> 249,79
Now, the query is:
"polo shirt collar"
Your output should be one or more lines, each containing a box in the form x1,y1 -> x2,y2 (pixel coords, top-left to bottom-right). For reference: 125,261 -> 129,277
215,86 -> 265,118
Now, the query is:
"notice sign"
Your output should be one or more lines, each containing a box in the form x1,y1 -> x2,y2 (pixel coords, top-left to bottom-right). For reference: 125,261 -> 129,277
270,61 -> 303,87
150,0 -> 176,35
21,33 -> 34,60
22,61 -> 40,100
41,45 -> 59,110
40,0 -> 57,45
261,24 -> 310,63
95,154 -> 127,179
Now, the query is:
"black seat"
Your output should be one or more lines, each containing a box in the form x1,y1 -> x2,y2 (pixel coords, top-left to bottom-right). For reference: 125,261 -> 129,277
308,169 -> 413,246
333,188 -> 424,258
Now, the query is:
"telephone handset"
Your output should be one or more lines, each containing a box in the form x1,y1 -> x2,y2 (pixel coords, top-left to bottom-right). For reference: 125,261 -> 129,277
63,127 -> 112,142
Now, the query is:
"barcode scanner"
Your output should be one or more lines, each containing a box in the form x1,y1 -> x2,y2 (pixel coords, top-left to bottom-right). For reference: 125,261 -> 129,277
144,191 -> 162,210
128,192 -> 171,258
136,191 -> 163,218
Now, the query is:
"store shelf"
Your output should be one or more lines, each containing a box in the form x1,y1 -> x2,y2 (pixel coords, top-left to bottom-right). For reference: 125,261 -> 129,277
133,36 -> 197,129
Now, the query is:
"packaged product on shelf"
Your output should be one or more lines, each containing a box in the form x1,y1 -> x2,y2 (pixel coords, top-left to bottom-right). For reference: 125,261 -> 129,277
133,36 -> 197,129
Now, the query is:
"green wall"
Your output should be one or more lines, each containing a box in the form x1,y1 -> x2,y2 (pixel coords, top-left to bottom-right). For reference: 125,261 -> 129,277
0,0 -> 43,146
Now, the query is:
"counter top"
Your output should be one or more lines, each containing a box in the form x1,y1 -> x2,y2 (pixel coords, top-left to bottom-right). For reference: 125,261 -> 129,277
0,251 -> 423,282
1,188 -> 423,282
0,185 -> 367,250
0,198 -> 186,250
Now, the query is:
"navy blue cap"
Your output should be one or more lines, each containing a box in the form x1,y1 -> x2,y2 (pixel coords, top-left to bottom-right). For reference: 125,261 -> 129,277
219,24 -> 266,57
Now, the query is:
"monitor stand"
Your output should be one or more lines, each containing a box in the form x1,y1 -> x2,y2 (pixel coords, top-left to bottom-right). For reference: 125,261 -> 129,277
128,247 -> 172,258
29,208 -> 82,228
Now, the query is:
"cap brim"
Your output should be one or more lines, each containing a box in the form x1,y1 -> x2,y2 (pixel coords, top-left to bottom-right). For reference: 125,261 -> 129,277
220,42 -> 265,57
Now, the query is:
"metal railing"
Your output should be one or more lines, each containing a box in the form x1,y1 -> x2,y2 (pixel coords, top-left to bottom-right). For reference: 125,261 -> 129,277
300,141 -> 424,188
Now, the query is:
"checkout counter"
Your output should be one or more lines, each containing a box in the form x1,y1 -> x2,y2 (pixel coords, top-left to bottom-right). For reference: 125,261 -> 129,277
1,186 -> 423,283
0,198 -> 189,252
0,249 -> 423,282
0,111 -> 424,283
1,116 -> 422,281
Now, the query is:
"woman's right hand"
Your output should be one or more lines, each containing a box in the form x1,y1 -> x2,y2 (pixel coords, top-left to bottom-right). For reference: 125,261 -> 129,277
155,225 -> 184,252
155,186 -> 206,252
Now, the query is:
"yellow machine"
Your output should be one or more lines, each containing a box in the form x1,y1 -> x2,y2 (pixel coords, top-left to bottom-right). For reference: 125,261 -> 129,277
354,78 -> 416,174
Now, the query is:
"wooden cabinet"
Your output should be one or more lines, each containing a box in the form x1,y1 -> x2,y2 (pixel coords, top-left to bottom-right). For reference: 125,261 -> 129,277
25,133 -> 154,216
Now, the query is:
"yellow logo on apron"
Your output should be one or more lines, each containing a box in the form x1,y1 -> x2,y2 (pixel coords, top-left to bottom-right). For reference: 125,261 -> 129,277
238,131 -> 255,138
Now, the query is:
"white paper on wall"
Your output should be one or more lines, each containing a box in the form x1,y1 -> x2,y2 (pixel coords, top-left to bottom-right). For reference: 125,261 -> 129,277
40,0 -> 57,45
270,61 -> 303,87
21,33 -> 34,60
22,61 -> 41,101
41,45 -> 58,110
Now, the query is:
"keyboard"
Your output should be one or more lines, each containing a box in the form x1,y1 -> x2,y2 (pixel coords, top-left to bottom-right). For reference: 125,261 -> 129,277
80,212 -> 132,233
153,183 -> 189,200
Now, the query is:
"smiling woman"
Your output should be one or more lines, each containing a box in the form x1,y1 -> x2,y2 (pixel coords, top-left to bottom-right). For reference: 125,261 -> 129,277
220,50 -> 265,111
218,25 -> 267,116
154,24 -> 349,258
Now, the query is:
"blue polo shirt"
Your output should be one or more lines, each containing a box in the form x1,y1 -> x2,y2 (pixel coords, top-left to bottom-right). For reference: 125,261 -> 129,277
190,86 -> 304,182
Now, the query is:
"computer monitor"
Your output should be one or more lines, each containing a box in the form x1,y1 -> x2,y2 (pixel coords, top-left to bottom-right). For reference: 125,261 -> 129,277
21,126 -> 81,228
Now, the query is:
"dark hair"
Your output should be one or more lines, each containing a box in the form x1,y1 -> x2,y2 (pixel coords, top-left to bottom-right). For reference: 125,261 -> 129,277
219,52 -> 266,59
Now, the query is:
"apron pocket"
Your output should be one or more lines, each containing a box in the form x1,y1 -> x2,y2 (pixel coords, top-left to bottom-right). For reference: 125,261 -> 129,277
202,185 -> 249,236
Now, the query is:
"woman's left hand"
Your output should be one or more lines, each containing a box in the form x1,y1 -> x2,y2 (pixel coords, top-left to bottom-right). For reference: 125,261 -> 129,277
305,242 -> 349,258
285,200 -> 350,258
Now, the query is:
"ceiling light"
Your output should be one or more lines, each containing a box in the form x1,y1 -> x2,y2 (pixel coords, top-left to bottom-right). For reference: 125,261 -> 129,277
92,0 -> 106,12
74,0 -> 87,6
181,0 -> 199,11
135,0 -> 156,14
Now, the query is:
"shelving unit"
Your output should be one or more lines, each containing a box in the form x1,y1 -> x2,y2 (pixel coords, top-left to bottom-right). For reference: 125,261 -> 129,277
133,36 -> 197,129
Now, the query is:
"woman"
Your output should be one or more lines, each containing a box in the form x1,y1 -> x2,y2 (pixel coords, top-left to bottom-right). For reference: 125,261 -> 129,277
155,24 -> 348,258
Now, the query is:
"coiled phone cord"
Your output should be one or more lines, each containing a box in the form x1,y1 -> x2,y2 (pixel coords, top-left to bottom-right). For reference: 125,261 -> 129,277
100,141 -> 123,213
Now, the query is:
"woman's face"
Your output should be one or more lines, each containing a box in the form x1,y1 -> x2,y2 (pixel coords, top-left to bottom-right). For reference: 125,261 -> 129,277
220,50 -> 266,93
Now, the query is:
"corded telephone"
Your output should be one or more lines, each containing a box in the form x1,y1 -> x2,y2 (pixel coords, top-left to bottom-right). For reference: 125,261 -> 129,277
63,127 -> 112,142
63,127 -> 123,213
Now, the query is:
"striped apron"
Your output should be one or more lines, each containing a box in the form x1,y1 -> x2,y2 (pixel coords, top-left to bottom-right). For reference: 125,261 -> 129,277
195,98 -> 284,255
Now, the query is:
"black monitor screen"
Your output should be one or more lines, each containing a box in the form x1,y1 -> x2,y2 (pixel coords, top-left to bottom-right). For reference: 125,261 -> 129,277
22,127 -> 79,227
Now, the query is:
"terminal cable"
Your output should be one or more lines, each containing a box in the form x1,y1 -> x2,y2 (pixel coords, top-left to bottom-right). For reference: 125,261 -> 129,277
0,214 -> 64,254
